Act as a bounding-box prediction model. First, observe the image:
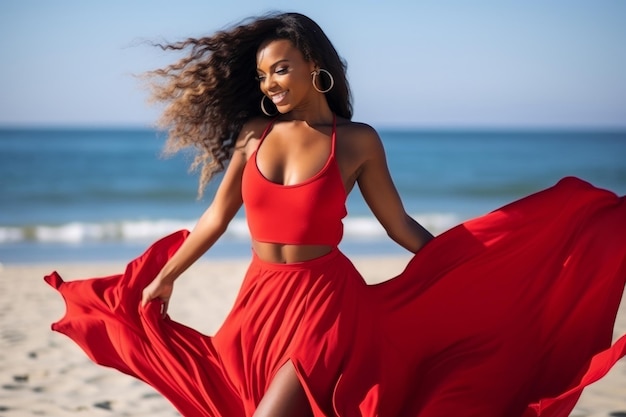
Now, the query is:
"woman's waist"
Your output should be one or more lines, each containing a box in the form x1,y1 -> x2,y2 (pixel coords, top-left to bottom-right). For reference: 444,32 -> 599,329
250,240 -> 341,270
251,240 -> 336,263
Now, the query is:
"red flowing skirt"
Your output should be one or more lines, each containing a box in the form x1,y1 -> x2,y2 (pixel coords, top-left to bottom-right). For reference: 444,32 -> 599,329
45,177 -> 626,416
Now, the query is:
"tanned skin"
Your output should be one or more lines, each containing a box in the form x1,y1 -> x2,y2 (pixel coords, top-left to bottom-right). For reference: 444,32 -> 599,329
141,39 -> 433,417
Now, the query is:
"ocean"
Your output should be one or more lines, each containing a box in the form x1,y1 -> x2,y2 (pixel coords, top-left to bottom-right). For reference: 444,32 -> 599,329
1,127 -> 625,264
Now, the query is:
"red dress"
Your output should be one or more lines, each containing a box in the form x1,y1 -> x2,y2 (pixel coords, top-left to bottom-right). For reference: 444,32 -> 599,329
45,118 -> 626,417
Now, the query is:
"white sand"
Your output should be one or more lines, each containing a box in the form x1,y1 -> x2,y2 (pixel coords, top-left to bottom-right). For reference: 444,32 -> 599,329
1,257 -> 624,416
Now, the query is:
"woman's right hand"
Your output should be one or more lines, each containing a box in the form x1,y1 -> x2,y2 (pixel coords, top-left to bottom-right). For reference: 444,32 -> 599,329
136,125 -> 251,317
141,275 -> 175,318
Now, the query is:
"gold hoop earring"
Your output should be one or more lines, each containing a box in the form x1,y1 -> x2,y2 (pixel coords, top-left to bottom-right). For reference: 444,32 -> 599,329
311,68 -> 334,93
260,95 -> 277,117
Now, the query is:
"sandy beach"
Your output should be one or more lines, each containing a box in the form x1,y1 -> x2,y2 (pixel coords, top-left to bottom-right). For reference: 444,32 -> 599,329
1,256 -> 624,417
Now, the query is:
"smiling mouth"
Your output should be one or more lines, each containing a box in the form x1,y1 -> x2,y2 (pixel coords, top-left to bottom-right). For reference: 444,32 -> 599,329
270,91 -> 287,104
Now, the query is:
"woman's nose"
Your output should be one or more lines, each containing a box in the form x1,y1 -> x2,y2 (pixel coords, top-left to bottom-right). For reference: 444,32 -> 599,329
263,74 -> 277,90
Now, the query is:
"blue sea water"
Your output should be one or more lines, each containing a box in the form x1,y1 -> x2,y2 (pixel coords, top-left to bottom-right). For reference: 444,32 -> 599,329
0,127 -> 624,264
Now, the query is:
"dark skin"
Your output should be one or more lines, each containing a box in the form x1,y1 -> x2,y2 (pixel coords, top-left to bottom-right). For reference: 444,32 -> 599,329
141,39 -> 433,416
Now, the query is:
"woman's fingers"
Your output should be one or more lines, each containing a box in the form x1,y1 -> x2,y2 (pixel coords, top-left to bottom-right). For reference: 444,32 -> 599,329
140,286 -> 154,308
141,279 -> 174,319
159,296 -> 170,318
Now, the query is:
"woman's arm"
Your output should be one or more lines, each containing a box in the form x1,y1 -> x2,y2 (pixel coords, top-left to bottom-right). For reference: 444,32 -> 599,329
141,121 -> 264,311
154,148 -> 246,281
354,126 -> 434,253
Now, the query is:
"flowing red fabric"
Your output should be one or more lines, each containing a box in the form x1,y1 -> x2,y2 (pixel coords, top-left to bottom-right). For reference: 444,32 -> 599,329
45,177 -> 626,416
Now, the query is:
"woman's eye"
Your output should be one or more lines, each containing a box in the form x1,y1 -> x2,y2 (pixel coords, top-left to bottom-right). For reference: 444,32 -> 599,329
256,67 -> 288,82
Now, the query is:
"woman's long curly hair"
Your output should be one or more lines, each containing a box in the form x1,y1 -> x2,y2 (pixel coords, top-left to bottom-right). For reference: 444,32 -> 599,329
146,12 -> 353,196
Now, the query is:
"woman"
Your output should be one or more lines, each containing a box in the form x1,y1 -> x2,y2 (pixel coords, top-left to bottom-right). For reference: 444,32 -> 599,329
46,12 -> 626,417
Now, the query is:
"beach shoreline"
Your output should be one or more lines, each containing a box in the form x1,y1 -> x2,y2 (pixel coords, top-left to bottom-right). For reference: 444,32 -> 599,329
1,257 -> 624,416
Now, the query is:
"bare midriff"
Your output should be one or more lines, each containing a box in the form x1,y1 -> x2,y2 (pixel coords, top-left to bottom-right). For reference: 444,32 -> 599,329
251,240 -> 333,264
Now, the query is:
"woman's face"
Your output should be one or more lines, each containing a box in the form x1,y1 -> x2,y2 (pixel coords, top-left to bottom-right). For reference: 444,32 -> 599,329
256,39 -> 316,114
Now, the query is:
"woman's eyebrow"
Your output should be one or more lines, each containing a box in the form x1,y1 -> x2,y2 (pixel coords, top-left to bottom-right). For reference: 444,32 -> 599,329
257,59 -> 290,73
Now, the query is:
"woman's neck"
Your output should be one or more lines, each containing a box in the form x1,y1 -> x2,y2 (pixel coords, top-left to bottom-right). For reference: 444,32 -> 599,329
283,99 -> 334,126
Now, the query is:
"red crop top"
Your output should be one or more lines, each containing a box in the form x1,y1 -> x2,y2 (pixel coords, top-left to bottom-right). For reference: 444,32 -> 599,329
241,116 -> 347,246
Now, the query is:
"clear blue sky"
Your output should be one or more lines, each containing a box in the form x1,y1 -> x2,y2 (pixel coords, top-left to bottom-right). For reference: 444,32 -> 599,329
1,0 -> 625,129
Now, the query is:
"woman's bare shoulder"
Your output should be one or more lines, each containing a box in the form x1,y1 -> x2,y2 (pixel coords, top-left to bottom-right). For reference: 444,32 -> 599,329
338,118 -> 377,134
235,117 -> 273,157
237,117 -> 271,143
336,119 -> 383,152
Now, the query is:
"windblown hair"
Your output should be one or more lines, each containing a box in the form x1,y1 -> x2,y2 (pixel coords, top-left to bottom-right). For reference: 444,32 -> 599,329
145,12 -> 353,196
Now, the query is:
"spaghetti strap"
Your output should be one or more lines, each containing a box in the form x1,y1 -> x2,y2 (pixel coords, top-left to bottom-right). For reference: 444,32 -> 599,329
257,117 -> 278,146
329,114 -> 337,157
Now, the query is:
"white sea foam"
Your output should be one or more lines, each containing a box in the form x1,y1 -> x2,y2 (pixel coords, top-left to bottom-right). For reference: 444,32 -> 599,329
413,213 -> 462,233
0,212 -> 461,245
0,227 -> 23,243
120,220 -> 196,240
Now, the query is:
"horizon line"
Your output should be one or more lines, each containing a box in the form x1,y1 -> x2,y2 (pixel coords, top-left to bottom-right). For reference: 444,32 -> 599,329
1,122 -> 626,133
